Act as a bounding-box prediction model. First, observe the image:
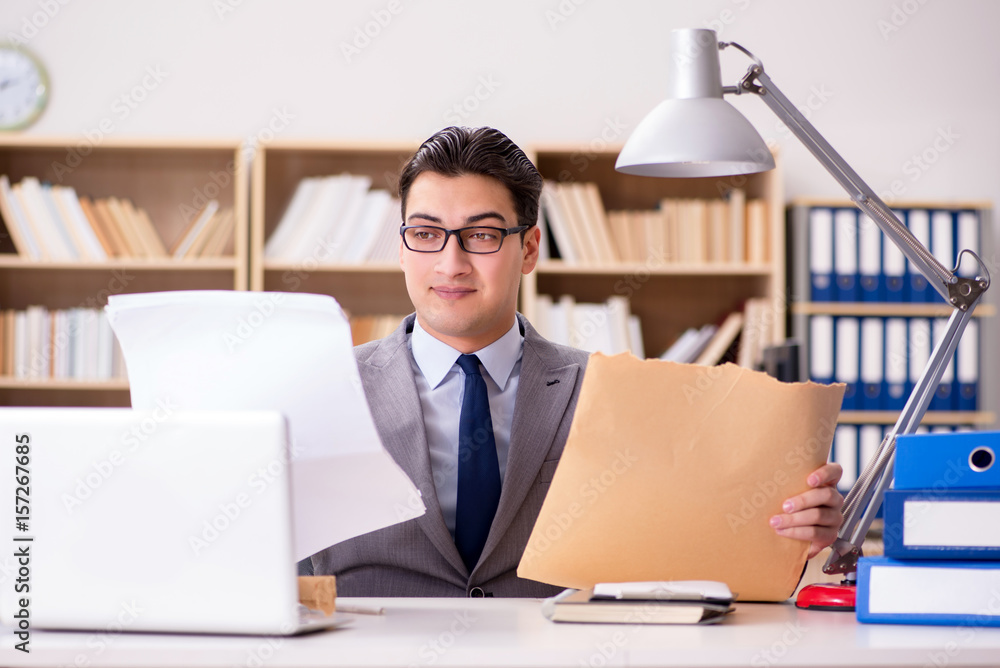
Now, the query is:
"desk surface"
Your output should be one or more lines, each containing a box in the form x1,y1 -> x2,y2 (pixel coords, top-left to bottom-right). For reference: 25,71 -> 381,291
4,597 -> 1000,668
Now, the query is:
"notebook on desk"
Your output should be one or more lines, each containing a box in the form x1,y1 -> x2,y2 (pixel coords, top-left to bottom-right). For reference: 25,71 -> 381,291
0,407 -> 348,636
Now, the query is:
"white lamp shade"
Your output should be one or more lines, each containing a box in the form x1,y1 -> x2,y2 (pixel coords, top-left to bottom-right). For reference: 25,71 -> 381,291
616,28 -> 775,178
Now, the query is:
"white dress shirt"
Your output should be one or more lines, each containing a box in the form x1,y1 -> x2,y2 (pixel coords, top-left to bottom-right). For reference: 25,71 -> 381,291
408,318 -> 523,538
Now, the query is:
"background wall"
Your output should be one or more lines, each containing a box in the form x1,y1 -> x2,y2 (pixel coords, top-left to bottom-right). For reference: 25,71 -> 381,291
4,0 -> 999,414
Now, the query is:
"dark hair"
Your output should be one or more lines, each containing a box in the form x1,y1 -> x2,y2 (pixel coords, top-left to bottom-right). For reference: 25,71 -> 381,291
398,126 -> 542,232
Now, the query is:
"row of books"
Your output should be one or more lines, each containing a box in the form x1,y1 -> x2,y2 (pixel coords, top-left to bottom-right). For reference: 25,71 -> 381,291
806,206 -> 982,303
0,307 -> 126,380
530,295 -> 644,357
659,298 -> 775,369
264,174 -> 402,264
808,315 -> 979,412
831,423 -> 975,492
857,430 -> 1000,627
0,175 -> 234,261
348,314 -> 406,346
539,181 -> 768,265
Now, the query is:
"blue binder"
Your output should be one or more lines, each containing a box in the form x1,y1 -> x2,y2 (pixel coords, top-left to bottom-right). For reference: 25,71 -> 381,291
930,318 -> 956,411
858,213 -> 882,301
883,489 -> 1000,559
883,318 -> 907,411
929,210 -> 955,306
894,430 -> 1000,490
857,557 -> 1000,626
956,319 -> 979,412
859,318 -> 884,410
882,210 -> 907,302
906,209 -> 932,302
833,208 -> 859,302
809,207 -> 835,301
835,317 -> 860,410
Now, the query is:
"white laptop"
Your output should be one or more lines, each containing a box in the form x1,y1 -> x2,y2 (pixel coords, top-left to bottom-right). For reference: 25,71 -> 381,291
0,407 -> 347,635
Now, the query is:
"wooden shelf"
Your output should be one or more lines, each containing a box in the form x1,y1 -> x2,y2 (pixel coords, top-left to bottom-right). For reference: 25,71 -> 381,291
526,146 -> 785,359
792,302 -> 996,317
0,137 -> 249,405
0,377 -> 129,391
839,411 -> 996,426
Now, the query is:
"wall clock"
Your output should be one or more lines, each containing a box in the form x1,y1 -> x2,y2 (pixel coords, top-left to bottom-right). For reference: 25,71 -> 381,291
0,43 -> 49,131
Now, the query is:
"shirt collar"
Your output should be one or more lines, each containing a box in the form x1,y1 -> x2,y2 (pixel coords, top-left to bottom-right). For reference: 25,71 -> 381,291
411,318 -> 523,391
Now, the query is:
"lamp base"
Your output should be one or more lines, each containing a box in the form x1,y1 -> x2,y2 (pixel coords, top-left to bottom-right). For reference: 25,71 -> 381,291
794,582 -> 856,611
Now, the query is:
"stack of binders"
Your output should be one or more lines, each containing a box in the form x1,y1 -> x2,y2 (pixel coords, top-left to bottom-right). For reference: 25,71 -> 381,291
856,430 -> 1000,625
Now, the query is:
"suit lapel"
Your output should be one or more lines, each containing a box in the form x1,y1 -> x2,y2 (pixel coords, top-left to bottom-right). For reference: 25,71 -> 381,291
360,316 -> 468,576
477,316 -> 581,566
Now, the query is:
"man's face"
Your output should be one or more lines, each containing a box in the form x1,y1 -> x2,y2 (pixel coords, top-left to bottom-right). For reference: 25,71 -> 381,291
400,171 -> 539,353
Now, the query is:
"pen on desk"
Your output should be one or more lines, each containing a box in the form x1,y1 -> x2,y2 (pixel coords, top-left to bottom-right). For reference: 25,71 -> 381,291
336,603 -> 385,616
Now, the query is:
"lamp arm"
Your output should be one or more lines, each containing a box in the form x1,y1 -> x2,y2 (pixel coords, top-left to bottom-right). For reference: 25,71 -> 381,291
719,49 -> 991,576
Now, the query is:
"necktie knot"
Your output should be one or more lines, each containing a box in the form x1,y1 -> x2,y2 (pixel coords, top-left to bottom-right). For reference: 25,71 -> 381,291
456,354 -> 482,377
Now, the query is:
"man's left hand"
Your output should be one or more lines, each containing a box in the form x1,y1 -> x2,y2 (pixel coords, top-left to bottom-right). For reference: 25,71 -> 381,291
770,463 -> 844,559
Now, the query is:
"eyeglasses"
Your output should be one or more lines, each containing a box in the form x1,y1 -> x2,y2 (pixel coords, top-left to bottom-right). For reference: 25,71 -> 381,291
400,225 -> 529,254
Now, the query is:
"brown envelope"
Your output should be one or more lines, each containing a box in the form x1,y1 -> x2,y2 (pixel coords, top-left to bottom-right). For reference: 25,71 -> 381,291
517,353 -> 844,601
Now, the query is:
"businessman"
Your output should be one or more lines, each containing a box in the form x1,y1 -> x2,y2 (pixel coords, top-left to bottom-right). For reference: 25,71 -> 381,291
310,126 -> 844,597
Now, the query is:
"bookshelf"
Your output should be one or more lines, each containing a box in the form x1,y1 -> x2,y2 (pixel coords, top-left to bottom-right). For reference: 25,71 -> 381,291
788,199 -> 997,490
249,140 -> 415,320
523,145 -> 785,359
0,137 -> 248,407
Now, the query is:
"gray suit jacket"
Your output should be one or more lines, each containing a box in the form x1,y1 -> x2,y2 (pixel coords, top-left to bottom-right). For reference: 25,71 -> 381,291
311,313 -> 589,597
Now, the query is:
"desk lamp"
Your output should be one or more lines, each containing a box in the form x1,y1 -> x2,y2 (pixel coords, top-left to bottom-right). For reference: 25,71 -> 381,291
616,28 -> 990,609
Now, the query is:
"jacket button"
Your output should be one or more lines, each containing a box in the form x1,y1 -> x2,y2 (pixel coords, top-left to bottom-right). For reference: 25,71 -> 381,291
469,587 -> 485,598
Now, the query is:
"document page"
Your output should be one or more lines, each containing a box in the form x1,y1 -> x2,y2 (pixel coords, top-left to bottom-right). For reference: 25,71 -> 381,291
106,290 -> 425,560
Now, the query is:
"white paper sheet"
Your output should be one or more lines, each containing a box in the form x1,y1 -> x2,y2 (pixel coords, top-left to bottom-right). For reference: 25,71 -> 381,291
105,290 -> 425,561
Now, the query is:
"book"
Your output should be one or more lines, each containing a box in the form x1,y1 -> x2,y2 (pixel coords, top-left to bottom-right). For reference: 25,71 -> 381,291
0,175 -> 40,259
542,581 -> 734,625
857,556 -> 1000,626
883,489 -> 1000,559
694,311 -> 743,366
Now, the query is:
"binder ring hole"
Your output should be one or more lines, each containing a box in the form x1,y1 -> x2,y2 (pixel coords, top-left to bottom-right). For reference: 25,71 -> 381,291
969,446 -> 995,472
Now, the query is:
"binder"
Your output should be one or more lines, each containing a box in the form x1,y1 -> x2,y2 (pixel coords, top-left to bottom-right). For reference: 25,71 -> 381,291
858,213 -> 882,301
883,318 -> 907,411
882,210 -> 907,302
883,489 -> 1000,559
894,430 -> 1000,490
930,210 -> 955,305
859,318 -> 884,410
905,209 -> 932,302
857,556 -> 1000,627
956,319 -> 979,411
808,207 -> 834,301
833,208 -> 859,302
808,315 -> 834,385
955,210 -> 980,279
930,318 -> 955,411
833,424 -> 858,491
858,425 -> 883,483
834,316 -> 860,410
906,318 -> 931,403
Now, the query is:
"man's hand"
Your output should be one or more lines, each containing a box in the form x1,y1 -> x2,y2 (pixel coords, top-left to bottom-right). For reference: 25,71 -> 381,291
770,463 -> 844,559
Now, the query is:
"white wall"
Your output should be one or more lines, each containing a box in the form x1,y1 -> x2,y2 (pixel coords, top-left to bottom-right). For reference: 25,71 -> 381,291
5,0 -> 999,415
6,0 -> 998,205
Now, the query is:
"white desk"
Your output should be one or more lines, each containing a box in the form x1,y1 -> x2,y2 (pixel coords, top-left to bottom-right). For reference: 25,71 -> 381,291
4,597 -> 1000,668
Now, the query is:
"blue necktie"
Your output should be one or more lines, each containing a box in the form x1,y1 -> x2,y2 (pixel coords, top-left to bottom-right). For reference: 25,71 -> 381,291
454,354 -> 501,572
